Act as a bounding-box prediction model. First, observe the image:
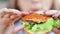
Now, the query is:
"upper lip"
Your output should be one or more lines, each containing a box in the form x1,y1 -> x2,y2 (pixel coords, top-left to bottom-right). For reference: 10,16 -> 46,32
31,9 -> 40,11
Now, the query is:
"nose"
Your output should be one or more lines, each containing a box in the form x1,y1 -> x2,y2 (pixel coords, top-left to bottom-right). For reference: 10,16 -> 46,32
31,0 -> 40,3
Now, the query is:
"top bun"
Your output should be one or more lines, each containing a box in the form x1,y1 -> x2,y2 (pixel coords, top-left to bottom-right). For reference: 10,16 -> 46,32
22,13 -> 50,22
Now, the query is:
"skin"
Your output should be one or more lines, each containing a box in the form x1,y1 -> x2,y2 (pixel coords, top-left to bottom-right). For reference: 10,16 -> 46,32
1,0 -> 60,34
17,0 -> 52,11
0,8 -> 33,34
34,10 -> 60,18
0,8 -> 60,34
0,8 -> 24,34
53,0 -> 60,10
8,0 -> 60,10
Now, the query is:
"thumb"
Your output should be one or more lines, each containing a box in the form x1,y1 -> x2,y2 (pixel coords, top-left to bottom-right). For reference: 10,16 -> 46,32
14,25 -> 24,33
44,10 -> 58,15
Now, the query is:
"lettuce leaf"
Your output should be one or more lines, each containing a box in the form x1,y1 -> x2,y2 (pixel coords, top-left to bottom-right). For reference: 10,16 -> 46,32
20,18 -> 59,32
53,19 -> 59,27
25,22 -> 31,29
31,18 -> 53,32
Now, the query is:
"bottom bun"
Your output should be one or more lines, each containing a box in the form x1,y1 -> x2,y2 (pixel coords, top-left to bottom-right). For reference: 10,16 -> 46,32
24,28 -> 31,34
24,28 -> 48,34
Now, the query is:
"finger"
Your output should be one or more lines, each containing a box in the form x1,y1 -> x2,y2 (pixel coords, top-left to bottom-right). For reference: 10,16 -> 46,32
58,15 -> 60,19
14,25 -> 24,32
2,14 -> 10,23
2,14 -> 13,25
3,14 -> 10,19
21,11 -> 31,15
0,8 -> 8,18
52,11 -> 60,18
2,9 -> 22,23
12,15 -> 21,22
8,9 -> 22,18
0,8 -> 9,12
0,8 -> 10,18
10,15 -> 19,22
44,10 -> 58,15
0,12 -> 5,18
4,24 -> 14,34
9,12 -> 22,22
2,12 -> 13,22
9,9 -> 22,15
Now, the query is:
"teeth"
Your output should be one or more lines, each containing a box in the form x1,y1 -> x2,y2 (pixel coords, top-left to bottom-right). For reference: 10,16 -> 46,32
32,0 -> 40,2
34,10 -> 45,14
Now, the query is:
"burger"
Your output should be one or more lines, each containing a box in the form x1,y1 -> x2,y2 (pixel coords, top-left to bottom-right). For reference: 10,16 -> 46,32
20,12 -> 60,34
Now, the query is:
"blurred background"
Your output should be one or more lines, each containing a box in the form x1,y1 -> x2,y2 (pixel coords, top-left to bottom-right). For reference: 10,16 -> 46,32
0,0 -> 8,9
0,0 -> 60,34
0,0 -> 60,10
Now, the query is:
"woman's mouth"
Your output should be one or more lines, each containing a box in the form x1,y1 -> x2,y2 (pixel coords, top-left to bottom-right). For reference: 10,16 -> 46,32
32,2 -> 43,10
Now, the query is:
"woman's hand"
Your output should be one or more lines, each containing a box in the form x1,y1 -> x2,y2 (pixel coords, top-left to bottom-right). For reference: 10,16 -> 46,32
22,10 -> 60,19
34,10 -> 60,19
0,8 -> 60,34
44,10 -> 60,19
0,8 -> 24,34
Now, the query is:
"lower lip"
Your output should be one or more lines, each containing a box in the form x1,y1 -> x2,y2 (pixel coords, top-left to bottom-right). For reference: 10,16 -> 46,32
32,9 -> 39,11
31,9 -> 41,12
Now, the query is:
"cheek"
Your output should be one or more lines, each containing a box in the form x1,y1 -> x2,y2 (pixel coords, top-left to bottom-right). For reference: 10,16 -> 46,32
54,0 -> 60,10
17,0 -> 33,11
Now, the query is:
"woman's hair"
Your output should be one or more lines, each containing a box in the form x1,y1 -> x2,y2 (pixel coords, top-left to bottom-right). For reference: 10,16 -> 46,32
8,0 -> 20,10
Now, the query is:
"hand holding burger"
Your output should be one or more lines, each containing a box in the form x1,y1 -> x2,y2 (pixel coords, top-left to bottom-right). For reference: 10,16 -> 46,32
0,8 -> 60,34
0,8 -> 24,34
